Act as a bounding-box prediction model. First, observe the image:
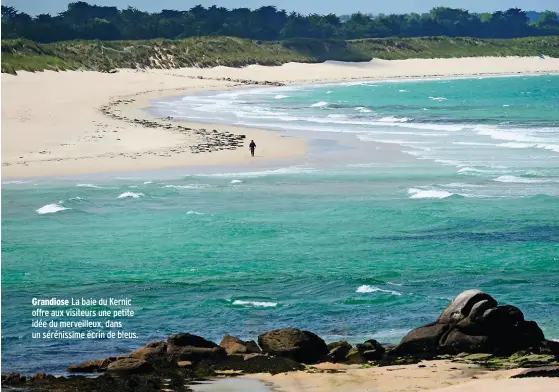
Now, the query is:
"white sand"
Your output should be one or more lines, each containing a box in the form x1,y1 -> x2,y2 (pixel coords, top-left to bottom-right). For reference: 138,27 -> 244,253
2,56 -> 559,178
246,360 -> 558,392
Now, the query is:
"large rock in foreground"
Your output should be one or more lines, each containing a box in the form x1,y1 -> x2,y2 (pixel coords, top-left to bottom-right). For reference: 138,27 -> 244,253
258,328 -> 328,363
392,289 -> 548,356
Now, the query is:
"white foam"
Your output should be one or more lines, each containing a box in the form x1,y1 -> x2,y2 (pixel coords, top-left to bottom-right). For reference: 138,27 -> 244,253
355,107 -> 372,113
186,211 -> 204,215
274,94 -> 289,99
2,180 -> 30,185
493,175 -> 552,184
399,89 -> 408,92
230,179 -> 243,184
443,183 -> 483,188
143,181 -> 153,185
76,183 -> 102,188
326,91 -> 333,94
164,184 -> 209,189
474,126 -> 545,143
453,142 -> 496,146
203,166 -> 317,178
310,101 -> 329,108
458,167 -> 498,175
69,196 -> 85,200
117,192 -> 143,199
37,203 -> 69,215
232,300 -> 278,307
327,114 -> 347,119
356,285 -> 402,296
429,96 -> 447,101
377,116 -> 412,123
408,188 -> 453,199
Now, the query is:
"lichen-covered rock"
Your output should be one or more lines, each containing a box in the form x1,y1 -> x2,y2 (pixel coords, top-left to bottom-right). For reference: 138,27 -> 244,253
511,366 -> 559,378
166,333 -> 226,362
67,358 -> 113,373
1,372 -> 26,385
220,334 -> 261,355
439,329 -> 490,354
345,347 -> 368,364
392,322 -> 451,355
394,290 -> 548,357
437,290 -> 497,324
129,341 -> 168,361
106,358 -> 153,374
258,328 -> 328,363
167,333 -> 218,348
327,341 -> 352,362
356,339 -> 385,360
167,345 -> 226,362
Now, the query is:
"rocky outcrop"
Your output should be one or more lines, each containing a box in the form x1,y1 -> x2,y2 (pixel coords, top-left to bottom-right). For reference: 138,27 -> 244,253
67,358 -> 114,373
106,358 -> 153,374
129,341 -> 168,361
1,372 -> 25,385
204,353 -> 304,375
166,333 -> 226,362
219,334 -> 261,355
392,289 -> 549,356
357,339 -> 386,360
511,366 -> 559,378
258,328 -> 328,363
327,341 -> 352,362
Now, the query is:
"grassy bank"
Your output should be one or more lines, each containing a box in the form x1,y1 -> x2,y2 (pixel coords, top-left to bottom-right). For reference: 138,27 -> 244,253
2,35 -> 559,74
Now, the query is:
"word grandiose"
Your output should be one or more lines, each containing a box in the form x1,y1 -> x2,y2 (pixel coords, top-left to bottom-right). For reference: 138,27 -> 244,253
32,297 -> 132,306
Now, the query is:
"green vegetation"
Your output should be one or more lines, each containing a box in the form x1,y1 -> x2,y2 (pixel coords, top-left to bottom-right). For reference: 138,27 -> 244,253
454,352 -> 559,369
3,35 -> 558,74
2,2 -> 559,43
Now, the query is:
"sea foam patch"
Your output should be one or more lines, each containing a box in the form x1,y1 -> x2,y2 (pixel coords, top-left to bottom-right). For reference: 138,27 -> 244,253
356,285 -> 402,296
76,184 -> 103,188
407,188 -> 453,199
203,166 -> 317,178
117,192 -> 144,199
37,202 -> 69,215
232,300 -> 278,308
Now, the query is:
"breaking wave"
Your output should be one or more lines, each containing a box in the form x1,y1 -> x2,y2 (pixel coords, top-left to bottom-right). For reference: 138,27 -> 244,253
356,285 -> 402,296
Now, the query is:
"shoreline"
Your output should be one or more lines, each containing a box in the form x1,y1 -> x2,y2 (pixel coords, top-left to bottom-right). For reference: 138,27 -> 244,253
3,289 -> 558,391
3,56 -> 559,179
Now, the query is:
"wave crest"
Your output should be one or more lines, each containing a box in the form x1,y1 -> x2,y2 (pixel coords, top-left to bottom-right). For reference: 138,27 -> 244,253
356,285 -> 402,296
117,192 -> 144,199
37,203 -> 70,215
408,188 -> 453,199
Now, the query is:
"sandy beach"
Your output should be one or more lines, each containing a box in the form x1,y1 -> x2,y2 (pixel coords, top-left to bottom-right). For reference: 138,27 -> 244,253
239,360 -> 558,392
2,56 -> 559,178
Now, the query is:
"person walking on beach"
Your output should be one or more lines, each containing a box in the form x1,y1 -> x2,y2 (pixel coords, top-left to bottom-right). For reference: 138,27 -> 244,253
249,140 -> 256,157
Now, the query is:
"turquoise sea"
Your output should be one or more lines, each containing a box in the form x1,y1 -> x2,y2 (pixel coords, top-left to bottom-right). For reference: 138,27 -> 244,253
2,75 -> 559,374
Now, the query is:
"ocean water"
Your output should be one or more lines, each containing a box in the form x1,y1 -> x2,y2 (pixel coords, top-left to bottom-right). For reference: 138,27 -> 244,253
2,75 -> 559,375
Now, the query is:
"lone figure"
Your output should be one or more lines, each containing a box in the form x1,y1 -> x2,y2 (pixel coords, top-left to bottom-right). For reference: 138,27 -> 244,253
249,140 -> 256,157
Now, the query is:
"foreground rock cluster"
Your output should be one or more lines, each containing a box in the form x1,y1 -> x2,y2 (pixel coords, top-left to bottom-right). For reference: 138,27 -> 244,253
3,290 -> 558,391
393,289 -> 558,357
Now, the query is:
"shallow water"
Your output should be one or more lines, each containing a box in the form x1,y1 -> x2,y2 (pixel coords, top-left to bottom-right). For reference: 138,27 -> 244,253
2,75 -> 559,375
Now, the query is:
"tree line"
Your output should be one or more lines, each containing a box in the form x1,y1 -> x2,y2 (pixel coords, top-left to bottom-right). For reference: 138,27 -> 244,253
2,2 -> 559,43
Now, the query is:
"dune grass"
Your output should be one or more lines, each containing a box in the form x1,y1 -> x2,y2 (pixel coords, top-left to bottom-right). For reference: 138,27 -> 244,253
2,36 -> 558,74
